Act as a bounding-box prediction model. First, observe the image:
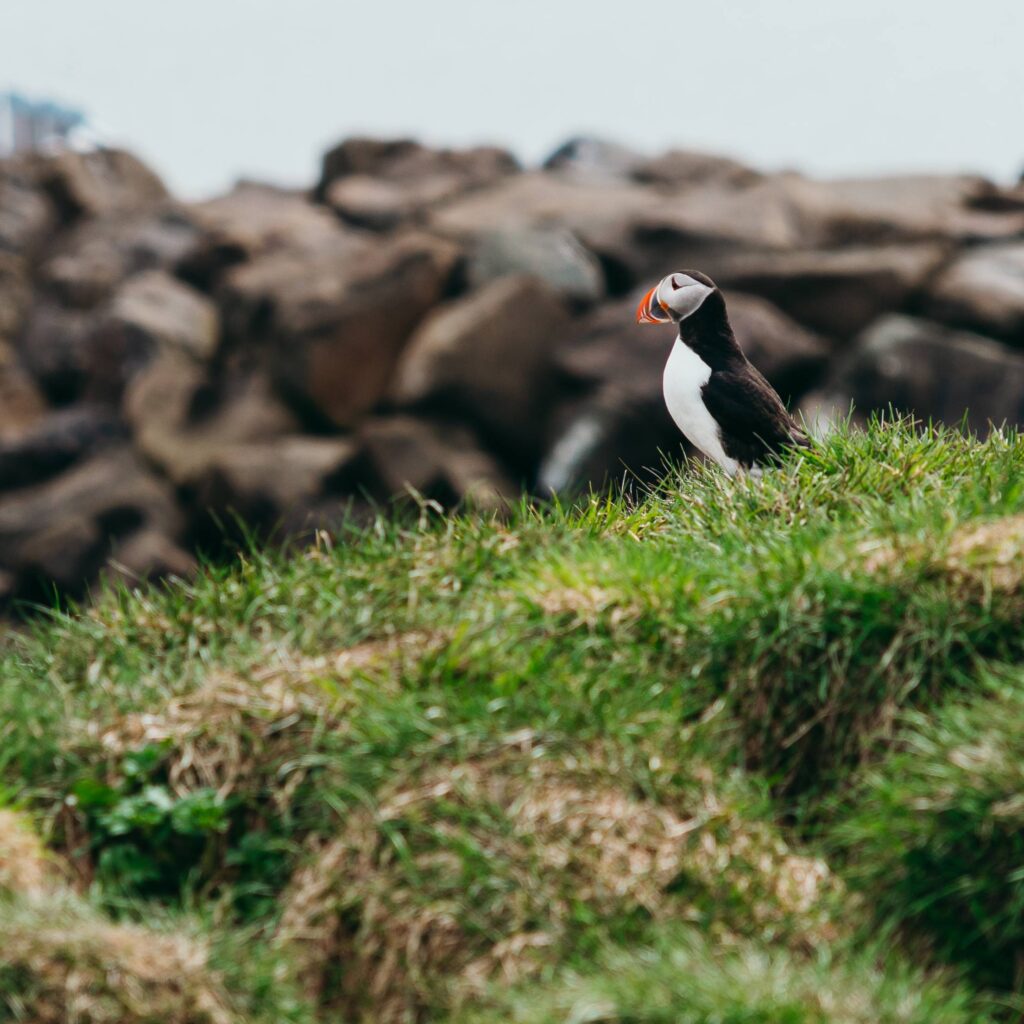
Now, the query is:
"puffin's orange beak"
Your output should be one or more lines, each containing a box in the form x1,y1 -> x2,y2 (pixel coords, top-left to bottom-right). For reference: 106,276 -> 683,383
636,285 -> 671,325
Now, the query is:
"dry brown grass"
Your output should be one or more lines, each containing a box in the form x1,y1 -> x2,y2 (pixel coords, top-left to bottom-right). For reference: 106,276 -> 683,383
946,514 -> 1024,594
276,741 -> 839,1023
0,896 -> 236,1024
0,810 -> 59,898
80,631 -> 445,805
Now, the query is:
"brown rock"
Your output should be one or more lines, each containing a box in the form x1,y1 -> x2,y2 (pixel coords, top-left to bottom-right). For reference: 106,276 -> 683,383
0,405 -> 123,492
180,183 -> 348,288
0,161 -> 57,254
429,171 -> 663,285
0,342 -> 47,443
317,137 -> 518,221
0,446 -> 183,599
0,252 -> 31,338
324,146 -> 518,231
39,206 -> 199,308
709,243 -> 949,338
105,529 -> 198,587
631,176 -> 816,270
392,275 -> 571,463
86,271 -> 220,402
634,149 -> 762,190
124,351 -> 299,484
809,315 -> 1024,433
925,241 -> 1024,343
223,232 -> 460,427
17,303 -> 99,404
798,175 -> 1024,246
358,416 -> 517,508
185,435 -> 361,530
39,148 -> 169,222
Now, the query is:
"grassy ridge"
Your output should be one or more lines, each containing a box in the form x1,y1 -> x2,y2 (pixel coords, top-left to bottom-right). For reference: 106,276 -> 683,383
2,418 -> 1024,1021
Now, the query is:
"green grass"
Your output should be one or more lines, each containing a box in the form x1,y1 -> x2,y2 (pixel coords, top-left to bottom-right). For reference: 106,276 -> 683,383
1,417 -> 1024,1022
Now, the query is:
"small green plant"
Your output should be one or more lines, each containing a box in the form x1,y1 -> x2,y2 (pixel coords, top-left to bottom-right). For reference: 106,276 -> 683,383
70,745 -> 231,898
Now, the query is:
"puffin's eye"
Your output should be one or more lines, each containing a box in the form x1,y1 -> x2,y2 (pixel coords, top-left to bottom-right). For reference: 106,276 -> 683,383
670,276 -> 682,291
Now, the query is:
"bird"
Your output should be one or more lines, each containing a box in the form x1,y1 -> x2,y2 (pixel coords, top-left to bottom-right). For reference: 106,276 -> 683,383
635,270 -> 809,475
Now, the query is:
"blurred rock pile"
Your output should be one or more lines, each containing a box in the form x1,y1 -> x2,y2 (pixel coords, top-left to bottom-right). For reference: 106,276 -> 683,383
2,137 -> 1024,606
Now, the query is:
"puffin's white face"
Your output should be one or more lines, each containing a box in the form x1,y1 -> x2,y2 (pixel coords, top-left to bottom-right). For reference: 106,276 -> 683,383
636,272 -> 716,325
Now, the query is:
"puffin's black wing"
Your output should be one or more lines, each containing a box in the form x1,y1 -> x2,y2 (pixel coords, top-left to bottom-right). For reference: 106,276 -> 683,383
701,364 -> 808,468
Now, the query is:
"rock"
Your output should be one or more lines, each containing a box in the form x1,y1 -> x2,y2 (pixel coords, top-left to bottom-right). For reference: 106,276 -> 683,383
179,183 -> 347,288
85,271 -> 220,402
318,138 -> 423,186
40,206 -> 199,308
223,232 -> 460,427
631,175 -> 817,267
811,315 -> 1024,433
323,146 -> 519,230
104,529 -> 198,587
708,244 -> 949,339
430,171 -> 664,290
316,137 -> 518,222
17,303 -> 99,405
0,406 -> 124,492
185,435 -> 362,537
798,175 -> 1024,245
467,226 -> 604,306
0,343 -> 47,443
537,389 -> 687,497
543,136 -> 646,182
0,252 -> 31,339
633,149 -> 762,190
358,416 -> 517,509
925,242 -> 1024,343
391,275 -> 572,465
0,162 -> 56,254
124,352 -> 299,484
38,148 -> 169,222
0,446 -> 183,600
631,175 -> 1024,285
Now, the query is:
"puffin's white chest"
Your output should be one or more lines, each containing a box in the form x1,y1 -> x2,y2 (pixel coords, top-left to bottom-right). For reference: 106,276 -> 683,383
662,339 -> 740,475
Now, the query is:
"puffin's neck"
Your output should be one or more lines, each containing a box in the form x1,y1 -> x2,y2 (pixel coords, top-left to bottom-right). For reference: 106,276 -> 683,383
676,294 -> 745,371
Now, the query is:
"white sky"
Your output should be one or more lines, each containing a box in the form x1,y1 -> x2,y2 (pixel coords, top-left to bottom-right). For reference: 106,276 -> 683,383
3,0 -> 1022,198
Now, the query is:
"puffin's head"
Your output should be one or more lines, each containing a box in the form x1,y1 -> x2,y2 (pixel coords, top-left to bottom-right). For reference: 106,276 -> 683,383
635,270 -> 718,326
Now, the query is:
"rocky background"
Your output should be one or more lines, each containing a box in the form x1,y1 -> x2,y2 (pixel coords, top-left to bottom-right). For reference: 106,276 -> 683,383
2,135 -> 1024,609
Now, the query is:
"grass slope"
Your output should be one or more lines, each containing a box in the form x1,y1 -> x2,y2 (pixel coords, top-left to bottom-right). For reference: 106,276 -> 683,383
2,418 -> 1024,1022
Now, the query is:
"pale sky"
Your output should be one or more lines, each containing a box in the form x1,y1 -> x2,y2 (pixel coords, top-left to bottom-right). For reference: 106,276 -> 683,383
3,0 -> 1022,198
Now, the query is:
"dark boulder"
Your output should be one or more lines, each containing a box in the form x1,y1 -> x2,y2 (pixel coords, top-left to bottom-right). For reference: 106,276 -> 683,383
40,206 -> 199,309
925,241 -> 1024,344
0,446 -> 183,602
222,232 -> 460,427
391,275 -> 571,467
357,416 -> 517,509
0,406 -> 124,492
707,244 -> 949,339
807,315 -> 1024,433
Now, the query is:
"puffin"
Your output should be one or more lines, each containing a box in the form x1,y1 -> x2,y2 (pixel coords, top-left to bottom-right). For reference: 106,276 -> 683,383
636,270 -> 808,475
